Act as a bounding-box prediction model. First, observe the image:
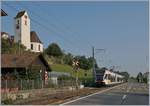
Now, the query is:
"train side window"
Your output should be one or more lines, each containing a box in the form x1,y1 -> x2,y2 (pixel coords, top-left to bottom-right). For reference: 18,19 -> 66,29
108,74 -> 111,79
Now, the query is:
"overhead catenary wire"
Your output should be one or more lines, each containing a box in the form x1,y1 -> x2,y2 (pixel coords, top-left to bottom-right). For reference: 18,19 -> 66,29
2,2 -> 83,54
14,1 -> 93,48
12,1 -> 92,52
2,4 -> 76,54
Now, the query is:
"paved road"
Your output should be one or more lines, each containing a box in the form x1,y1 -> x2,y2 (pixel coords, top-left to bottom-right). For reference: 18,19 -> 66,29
63,82 -> 149,105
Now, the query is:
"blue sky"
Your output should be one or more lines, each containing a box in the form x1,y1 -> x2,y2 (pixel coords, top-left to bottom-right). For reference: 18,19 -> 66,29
1,1 -> 148,76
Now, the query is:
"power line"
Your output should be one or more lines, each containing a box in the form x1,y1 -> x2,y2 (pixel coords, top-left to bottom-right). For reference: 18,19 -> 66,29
3,2 -> 83,53
13,2 -> 89,50
16,2 -> 93,47
2,3 -> 76,54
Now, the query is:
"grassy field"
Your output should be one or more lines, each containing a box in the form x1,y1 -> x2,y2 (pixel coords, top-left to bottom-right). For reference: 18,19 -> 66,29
50,64 -> 93,79
45,55 -> 93,82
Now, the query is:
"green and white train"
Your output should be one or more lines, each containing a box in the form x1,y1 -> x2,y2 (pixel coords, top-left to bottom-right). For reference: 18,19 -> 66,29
95,68 -> 124,86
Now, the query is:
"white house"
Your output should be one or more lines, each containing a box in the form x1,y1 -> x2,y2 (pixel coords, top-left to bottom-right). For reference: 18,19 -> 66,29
30,31 -> 43,52
14,10 -> 43,52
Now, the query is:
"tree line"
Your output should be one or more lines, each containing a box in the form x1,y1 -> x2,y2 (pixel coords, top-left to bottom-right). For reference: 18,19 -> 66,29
45,43 -> 94,70
2,38 -> 26,54
136,72 -> 149,83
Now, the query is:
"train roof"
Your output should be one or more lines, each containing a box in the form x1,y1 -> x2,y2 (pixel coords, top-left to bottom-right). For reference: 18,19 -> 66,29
96,68 -> 124,78
106,70 -> 124,78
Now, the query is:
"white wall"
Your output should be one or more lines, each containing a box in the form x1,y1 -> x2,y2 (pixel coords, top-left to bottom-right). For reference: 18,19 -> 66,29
30,42 -> 43,52
14,18 -> 21,42
14,11 -> 31,50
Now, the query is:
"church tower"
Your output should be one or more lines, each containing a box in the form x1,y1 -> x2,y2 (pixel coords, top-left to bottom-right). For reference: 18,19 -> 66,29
14,10 -> 30,50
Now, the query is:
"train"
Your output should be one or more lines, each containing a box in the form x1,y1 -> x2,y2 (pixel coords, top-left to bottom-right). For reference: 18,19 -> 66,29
95,68 -> 124,86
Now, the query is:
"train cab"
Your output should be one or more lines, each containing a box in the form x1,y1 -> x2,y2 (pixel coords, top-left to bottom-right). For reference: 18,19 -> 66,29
95,68 -> 124,86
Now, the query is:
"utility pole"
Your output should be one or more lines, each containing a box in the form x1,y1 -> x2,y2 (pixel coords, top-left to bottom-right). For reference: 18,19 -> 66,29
146,56 -> 148,72
92,47 -> 106,83
92,46 -> 95,83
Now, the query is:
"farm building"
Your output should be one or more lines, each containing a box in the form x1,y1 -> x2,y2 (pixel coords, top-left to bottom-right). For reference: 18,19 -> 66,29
1,53 -> 51,80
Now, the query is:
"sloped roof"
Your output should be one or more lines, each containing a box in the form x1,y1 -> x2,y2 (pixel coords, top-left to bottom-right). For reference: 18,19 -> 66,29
1,53 -> 51,71
14,10 -> 25,19
1,9 -> 7,16
30,31 -> 42,43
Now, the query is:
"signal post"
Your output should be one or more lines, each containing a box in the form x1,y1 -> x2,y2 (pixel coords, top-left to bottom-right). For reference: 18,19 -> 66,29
72,59 -> 80,90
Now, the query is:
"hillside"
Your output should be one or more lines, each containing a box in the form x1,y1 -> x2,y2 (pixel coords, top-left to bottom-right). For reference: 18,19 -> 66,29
51,64 -> 93,79
44,54 -> 93,80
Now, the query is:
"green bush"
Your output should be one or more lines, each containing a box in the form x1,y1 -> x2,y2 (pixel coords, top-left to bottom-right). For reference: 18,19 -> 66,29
45,43 -> 63,57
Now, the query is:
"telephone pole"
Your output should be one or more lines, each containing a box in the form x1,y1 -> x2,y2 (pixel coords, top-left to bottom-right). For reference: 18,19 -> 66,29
92,46 -> 106,83
92,46 -> 95,83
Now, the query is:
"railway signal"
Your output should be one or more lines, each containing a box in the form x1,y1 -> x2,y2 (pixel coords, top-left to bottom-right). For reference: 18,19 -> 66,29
72,60 -> 79,71
72,59 -> 80,89
45,71 -> 48,85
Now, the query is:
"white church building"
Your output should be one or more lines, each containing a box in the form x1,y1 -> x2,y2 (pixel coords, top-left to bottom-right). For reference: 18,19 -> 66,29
14,10 -> 43,52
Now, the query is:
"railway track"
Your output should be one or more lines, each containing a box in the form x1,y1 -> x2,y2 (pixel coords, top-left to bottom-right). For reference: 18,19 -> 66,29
12,84 -> 124,105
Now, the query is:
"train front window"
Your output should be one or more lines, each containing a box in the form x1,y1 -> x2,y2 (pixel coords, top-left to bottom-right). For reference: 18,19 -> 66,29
104,74 -> 108,79
96,75 -> 103,80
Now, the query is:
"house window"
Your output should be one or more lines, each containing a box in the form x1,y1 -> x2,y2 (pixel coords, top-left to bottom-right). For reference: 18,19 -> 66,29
17,20 -> 19,24
16,25 -> 19,29
16,24 -> 19,29
16,20 -> 19,29
38,45 -> 40,51
24,15 -> 27,19
25,20 -> 27,25
31,44 -> 33,50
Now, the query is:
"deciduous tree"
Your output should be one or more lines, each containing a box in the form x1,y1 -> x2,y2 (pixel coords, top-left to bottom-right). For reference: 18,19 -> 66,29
45,43 -> 63,57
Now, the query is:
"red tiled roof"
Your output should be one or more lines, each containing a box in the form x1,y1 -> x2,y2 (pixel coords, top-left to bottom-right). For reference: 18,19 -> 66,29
30,31 -> 42,43
2,53 -> 39,68
1,53 -> 51,71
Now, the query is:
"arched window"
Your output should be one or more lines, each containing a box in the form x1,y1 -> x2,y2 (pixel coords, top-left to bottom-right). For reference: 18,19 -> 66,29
31,44 -> 33,50
17,20 -> 19,24
25,20 -> 27,25
16,20 -> 19,29
16,25 -> 19,29
24,15 -> 27,19
38,45 -> 40,51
